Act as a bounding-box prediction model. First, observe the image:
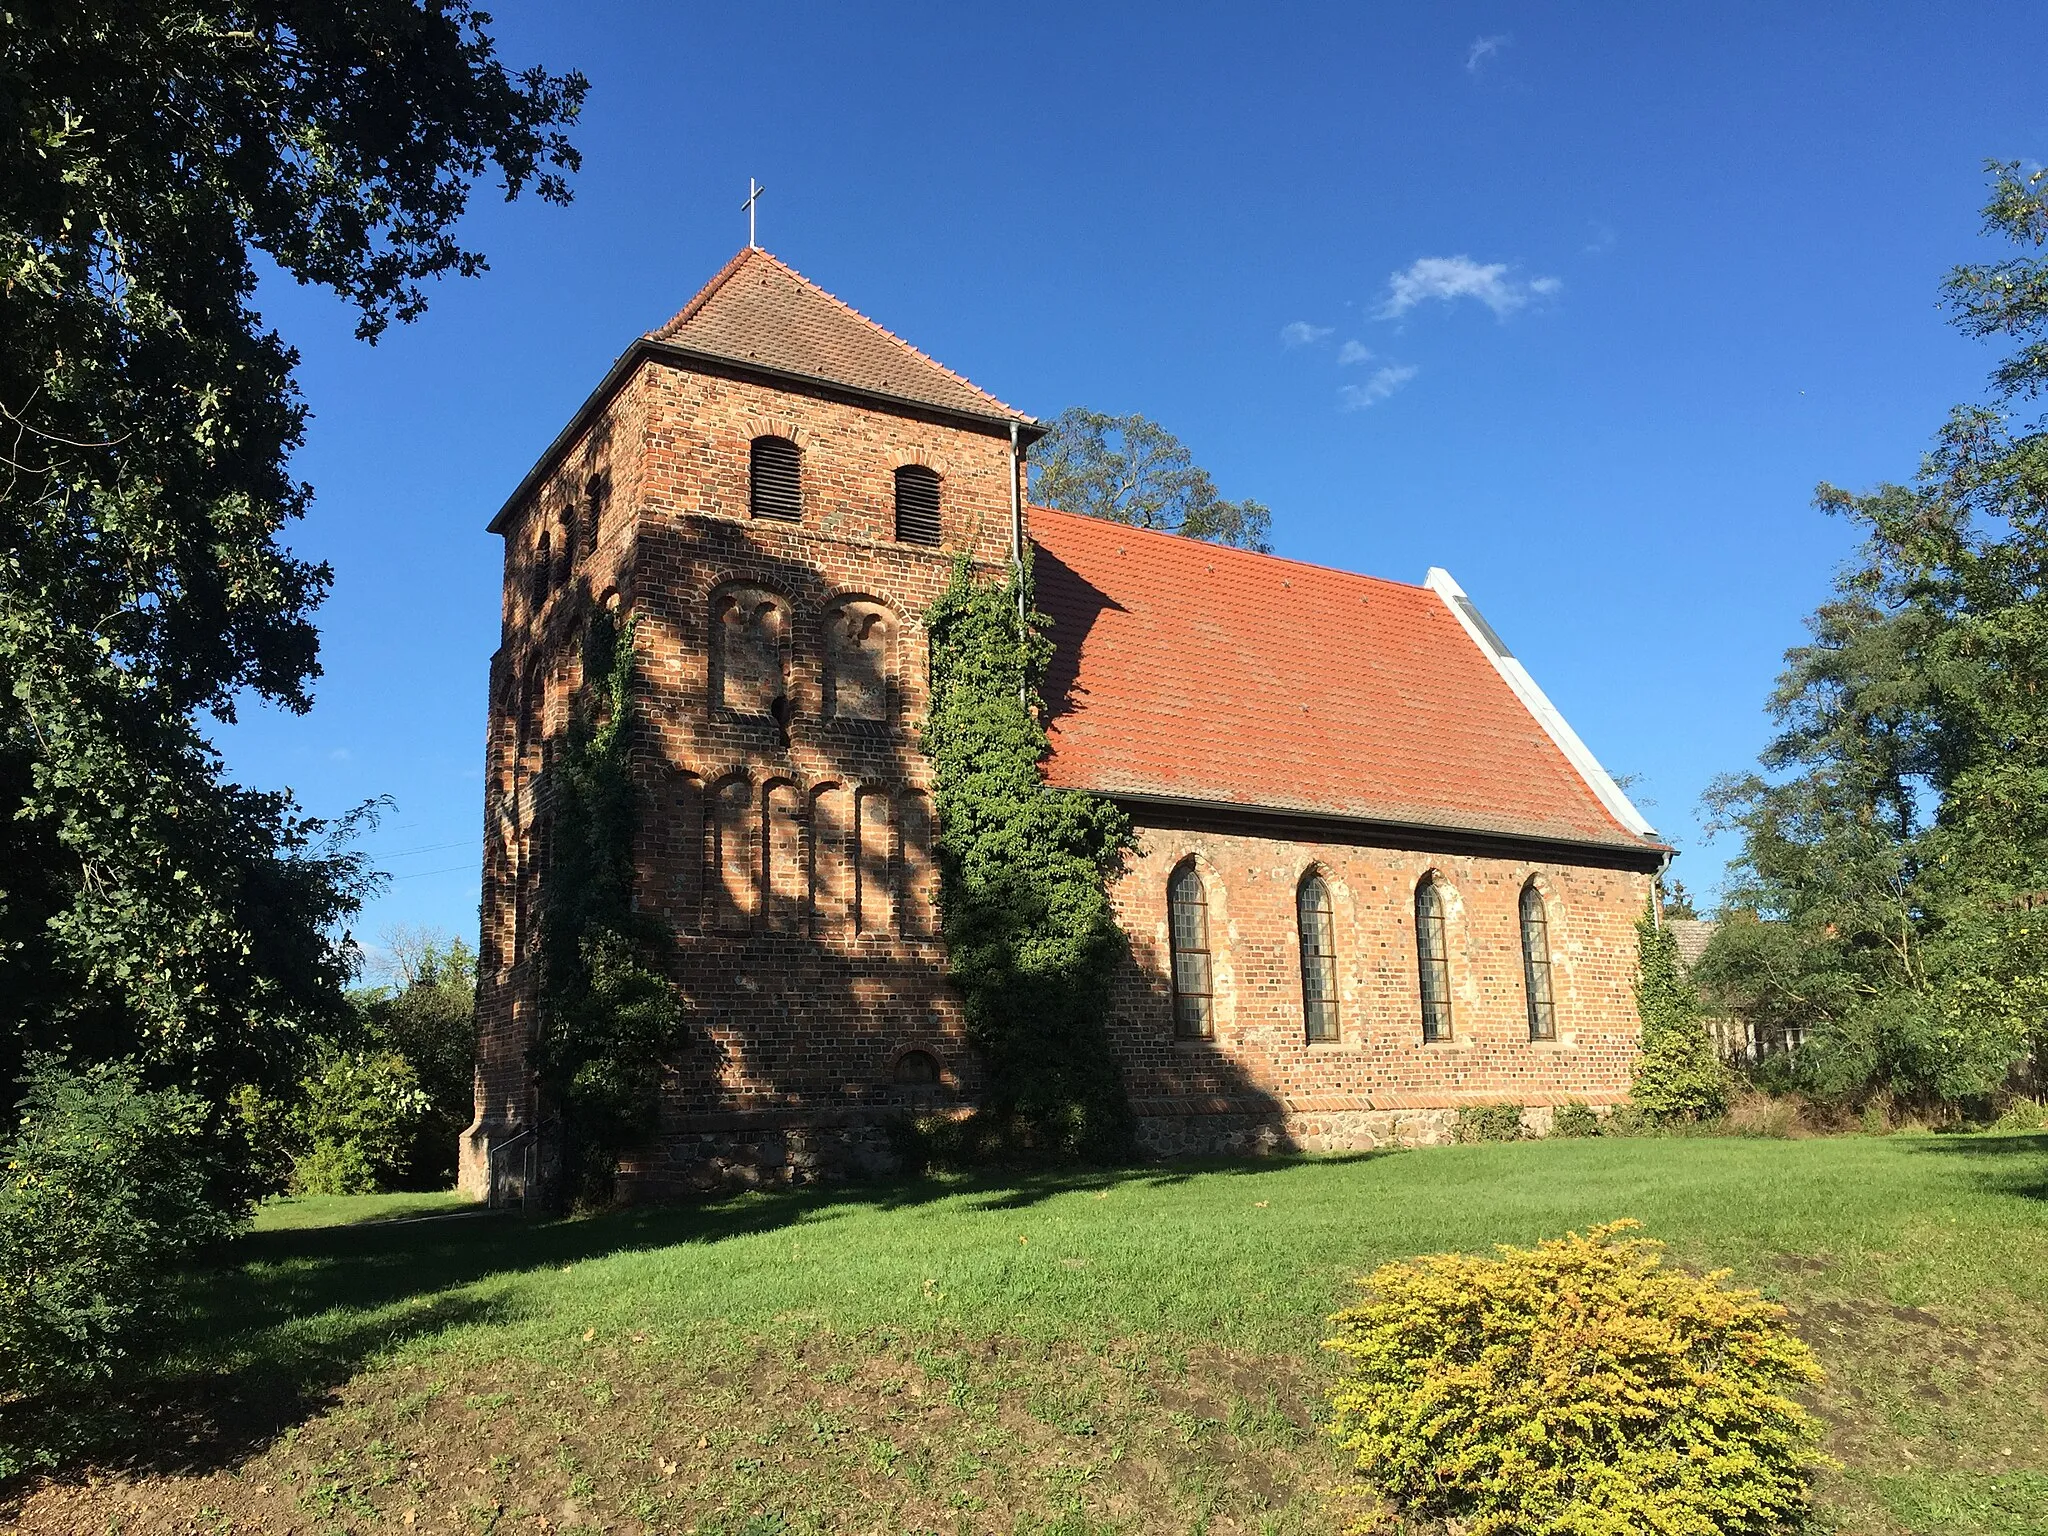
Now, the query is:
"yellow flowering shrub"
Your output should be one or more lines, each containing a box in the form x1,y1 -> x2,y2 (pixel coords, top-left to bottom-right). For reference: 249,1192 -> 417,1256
1323,1221 -> 1828,1535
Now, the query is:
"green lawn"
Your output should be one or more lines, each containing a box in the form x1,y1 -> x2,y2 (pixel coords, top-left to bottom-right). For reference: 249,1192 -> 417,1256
15,1132 -> 2048,1534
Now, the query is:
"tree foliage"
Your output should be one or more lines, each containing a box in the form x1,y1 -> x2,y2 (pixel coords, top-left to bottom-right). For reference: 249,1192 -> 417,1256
356,932 -> 477,1187
532,615 -> 689,1208
920,559 -> 1136,1162
0,1059 -> 233,1477
0,5 -> 584,1154
1030,407 -> 1274,552
1630,908 -> 1731,1122
1702,162 -> 2048,1106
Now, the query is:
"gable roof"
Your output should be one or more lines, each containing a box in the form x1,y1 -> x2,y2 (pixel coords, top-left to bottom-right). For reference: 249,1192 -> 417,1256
648,247 -> 1030,422
1030,506 -> 1662,855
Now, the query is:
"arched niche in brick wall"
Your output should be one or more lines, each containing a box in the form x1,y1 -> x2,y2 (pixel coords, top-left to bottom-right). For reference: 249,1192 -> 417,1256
809,782 -> 854,934
709,773 -> 757,931
709,584 -> 790,719
855,787 -> 895,936
763,779 -> 806,932
822,596 -> 895,723
668,770 -> 704,930
898,790 -> 936,938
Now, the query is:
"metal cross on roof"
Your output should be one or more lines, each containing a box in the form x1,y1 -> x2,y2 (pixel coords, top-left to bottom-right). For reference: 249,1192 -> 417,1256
742,178 -> 766,249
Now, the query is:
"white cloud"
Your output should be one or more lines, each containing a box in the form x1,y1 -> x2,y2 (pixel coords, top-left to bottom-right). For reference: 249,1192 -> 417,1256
1339,365 -> 1419,411
1280,320 -> 1333,347
1337,340 -> 1374,365
1376,255 -> 1561,319
1466,33 -> 1510,73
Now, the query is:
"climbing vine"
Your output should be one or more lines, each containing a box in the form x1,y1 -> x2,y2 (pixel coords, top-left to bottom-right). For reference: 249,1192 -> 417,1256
1629,904 -> 1731,1123
921,557 -> 1136,1162
533,611 -> 689,1206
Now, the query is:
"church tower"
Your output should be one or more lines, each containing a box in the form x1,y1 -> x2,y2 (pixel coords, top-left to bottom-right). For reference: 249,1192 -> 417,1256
463,248 -> 1041,1196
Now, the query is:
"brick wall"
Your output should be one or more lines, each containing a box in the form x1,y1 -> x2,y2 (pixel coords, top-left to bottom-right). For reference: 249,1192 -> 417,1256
463,354 -> 1020,1197
463,351 -> 1659,1199
1105,818 -> 1654,1157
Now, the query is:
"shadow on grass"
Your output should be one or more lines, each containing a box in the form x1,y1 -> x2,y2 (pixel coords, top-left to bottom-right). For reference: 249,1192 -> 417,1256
112,1151 -> 1388,1482
1905,1131 -> 2048,1201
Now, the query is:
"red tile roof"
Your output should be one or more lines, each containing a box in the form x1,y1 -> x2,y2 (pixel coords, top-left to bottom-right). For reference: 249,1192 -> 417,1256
1030,506 -> 1655,851
649,248 -> 1029,421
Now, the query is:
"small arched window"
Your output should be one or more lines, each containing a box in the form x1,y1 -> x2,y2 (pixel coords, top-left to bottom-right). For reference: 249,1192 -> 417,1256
531,529 -> 552,607
1298,873 -> 1339,1042
894,465 -> 942,545
1168,861 -> 1214,1039
1520,883 -> 1557,1041
584,474 -> 606,551
557,508 -> 576,583
750,435 -> 803,522
893,1049 -> 940,1086
1415,874 -> 1453,1042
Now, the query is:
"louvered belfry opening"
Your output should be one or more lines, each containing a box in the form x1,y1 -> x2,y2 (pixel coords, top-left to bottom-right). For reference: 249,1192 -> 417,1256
894,465 -> 942,545
749,436 -> 803,522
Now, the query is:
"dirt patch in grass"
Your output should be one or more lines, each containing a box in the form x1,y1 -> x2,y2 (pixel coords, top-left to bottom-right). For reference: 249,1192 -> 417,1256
1789,1297 -> 2048,1535
12,1331 -> 1348,1535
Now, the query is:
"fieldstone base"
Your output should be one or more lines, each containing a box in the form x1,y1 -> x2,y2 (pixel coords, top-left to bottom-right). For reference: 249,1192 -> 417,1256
620,1114 -> 909,1199
1135,1106 -> 1464,1159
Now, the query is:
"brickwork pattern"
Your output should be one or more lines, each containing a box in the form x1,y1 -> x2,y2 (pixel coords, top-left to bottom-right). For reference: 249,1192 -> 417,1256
1106,822 -> 1653,1158
464,352 -> 1019,1196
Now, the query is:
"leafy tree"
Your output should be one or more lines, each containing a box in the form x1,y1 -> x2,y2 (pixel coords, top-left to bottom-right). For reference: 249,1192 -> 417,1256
1030,408 -> 1274,551
0,6 -> 585,1161
1701,162 -> 2048,1106
1659,878 -> 1700,921
1,1059 -> 233,1476
920,558 -> 1136,1162
359,930 -> 477,1186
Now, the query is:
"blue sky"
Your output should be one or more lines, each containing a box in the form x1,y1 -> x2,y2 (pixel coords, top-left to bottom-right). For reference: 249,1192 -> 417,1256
221,3 -> 2046,954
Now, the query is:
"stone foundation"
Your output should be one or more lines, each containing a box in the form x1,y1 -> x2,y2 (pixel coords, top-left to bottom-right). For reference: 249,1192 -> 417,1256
619,1111 -> 913,1198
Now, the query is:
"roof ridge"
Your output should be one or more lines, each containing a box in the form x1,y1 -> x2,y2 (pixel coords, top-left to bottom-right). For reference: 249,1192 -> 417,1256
1026,503 -> 1430,595
651,247 -> 1031,421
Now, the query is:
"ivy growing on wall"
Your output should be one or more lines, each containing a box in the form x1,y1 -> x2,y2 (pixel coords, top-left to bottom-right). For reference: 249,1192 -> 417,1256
921,558 -> 1137,1163
533,611 -> 689,1206
1629,905 -> 1731,1123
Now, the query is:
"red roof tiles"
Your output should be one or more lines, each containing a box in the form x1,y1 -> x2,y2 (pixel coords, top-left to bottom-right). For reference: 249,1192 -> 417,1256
1030,505 -> 1654,851
650,248 -> 1028,422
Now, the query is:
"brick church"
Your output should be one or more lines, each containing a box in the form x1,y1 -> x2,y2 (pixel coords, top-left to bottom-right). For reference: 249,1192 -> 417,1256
461,247 -> 1669,1198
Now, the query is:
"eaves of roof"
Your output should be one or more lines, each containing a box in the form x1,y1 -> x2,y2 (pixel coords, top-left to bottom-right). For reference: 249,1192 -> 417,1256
487,338 -> 1046,535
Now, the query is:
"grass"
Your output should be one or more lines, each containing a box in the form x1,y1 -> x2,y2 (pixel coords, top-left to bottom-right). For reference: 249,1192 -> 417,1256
12,1131 -> 2048,1534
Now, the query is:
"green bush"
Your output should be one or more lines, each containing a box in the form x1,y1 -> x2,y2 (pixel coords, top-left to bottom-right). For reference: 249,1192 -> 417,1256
288,1049 -> 429,1194
0,1059 -> 236,1477
1455,1103 -> 1525,1143
1324,1221 -> 1828,1536
1631,908 -> 1733,1123
1549,1100 -> 1600,1138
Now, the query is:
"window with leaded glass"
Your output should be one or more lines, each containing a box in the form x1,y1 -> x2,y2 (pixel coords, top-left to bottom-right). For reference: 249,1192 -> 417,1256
1168,861 -> 1214,1039
1520,882 -> 1557,1041
1298,873 -> 1339,1042
1415,875 -> 1452,1042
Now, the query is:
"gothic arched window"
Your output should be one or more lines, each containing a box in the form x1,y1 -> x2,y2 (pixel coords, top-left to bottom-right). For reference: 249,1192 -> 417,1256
1415,874 -> 1453,1043
1520,883 -> 1557,1041
750,435 -> 802,522
1168,861 -> 1214,1039
712,588 -> 789,717
824,599 -> 891,722
894,465 -> 941,545
1298,873 -> 1339,1042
